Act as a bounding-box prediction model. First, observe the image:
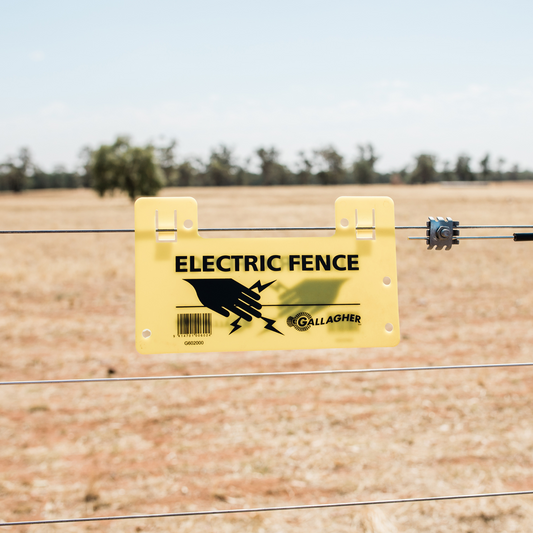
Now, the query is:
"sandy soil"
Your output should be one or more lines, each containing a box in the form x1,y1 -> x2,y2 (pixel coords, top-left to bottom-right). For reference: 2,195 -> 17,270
1,184 -> 533,532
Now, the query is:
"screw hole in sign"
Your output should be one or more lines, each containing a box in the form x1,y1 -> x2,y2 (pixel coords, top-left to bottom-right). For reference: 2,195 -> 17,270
183,219 -> 193,229
383,276 -> 391,286
385,323 -> 394,333
340,218 -> 349,228
142,329 -> 152,339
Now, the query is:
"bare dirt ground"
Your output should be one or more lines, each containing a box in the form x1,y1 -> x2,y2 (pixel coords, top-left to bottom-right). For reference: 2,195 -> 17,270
1,184 -> 533,532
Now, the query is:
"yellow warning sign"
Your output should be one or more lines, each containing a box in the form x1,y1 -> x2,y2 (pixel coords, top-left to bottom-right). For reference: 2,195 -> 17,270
135,197 -> 400,354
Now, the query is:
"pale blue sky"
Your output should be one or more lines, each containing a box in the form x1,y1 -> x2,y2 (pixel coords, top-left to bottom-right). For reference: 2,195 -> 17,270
1,0 -> 532,172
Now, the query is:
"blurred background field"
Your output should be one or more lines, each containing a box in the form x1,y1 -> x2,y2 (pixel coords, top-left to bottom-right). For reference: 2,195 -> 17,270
2,183 -> 533,531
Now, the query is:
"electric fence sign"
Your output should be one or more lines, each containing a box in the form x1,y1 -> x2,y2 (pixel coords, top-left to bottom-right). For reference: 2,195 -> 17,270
135,197 -> 400,354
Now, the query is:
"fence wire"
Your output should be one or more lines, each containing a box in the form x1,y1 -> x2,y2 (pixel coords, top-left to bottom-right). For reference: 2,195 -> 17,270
0,225 -> 414,234
1,223 -> 533,235
1,361 -> 533,387
1,490 -> 532,527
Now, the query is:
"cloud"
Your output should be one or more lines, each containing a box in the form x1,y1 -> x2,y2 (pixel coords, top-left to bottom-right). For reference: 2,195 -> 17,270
372,80 -> 410,89
2,81 -> 533,172
29,50 -> 45,62
40,102 -> 69,117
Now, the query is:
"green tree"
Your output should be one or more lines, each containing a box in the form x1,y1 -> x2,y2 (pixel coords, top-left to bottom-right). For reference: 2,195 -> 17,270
204,145 -> 238,186
455,154 -> 475,181
32,165 -> 80,189
353,144 -> 378,184
314,146 -> 345,185
0,147 -> 37,192
155,139 -> 178,186
176,161 -> 198,187
91,138 -> 126,197
508,164 -> 519,181
410,154 -> 437,184
440,160 -> 455,181
479,153 -> 492,181
78,146 -> 93,188
296,151 -> 313,185
389,167 -> 408,184
89,136 -> 165,200
496,157 -> 506,180
234,157 -> 251,186
256,147 -> 291,185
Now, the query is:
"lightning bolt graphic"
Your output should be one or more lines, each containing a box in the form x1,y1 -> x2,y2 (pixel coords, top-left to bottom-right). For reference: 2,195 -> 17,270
250,280 -> 276,293
229,318 -> 242,335
261,316 -> 283,335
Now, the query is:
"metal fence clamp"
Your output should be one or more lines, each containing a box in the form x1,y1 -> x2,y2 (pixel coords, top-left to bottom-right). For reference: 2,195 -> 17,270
426,216 -> 460,250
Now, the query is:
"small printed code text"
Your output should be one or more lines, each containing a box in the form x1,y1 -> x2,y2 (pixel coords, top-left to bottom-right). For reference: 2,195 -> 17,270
177,313 -> 212,337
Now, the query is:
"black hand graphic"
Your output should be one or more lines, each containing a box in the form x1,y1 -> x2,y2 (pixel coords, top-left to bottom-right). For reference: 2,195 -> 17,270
185,278 -> 262,321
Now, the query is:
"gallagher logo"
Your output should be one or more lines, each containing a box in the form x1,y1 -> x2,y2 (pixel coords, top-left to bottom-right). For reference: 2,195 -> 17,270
287,312 -> 361,332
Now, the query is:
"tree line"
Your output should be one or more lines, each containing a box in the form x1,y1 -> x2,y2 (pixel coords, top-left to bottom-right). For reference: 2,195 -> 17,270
1,136 -> 531,199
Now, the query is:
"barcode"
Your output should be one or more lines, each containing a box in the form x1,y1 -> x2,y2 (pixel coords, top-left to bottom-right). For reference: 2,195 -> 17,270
177,313 -> 212,336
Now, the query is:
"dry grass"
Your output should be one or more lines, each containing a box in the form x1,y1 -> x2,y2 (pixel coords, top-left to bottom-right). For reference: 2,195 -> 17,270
1,184 -> 533,532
